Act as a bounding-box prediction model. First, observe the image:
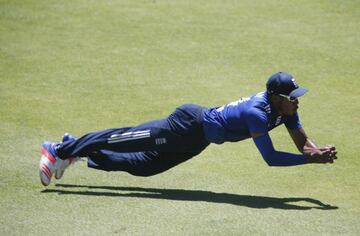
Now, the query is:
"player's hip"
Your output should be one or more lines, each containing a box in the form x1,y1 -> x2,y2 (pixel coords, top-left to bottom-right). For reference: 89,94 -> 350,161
166,104 -> 209,148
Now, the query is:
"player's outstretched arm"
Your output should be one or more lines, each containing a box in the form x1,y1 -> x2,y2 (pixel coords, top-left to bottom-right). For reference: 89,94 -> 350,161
252,132 -> 337,166
252,132 -> 306,166
287,128 -> 337,164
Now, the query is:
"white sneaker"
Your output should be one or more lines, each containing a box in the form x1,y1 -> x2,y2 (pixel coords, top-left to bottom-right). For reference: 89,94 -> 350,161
40,142 -> 59,186
55,157 -> 78,179
54,133 -> 78,179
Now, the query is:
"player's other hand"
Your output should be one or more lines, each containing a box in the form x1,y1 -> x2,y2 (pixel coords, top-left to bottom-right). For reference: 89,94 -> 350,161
306,145 -> 337,164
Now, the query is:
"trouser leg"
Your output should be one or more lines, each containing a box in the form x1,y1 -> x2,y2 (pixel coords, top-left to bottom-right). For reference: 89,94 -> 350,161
56,104 -> 209,177
56,119 -> 184,160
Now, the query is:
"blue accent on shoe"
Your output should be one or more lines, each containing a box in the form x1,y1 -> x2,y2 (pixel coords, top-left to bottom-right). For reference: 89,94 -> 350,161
42,141 -> 59,159
62,133 -> 77,142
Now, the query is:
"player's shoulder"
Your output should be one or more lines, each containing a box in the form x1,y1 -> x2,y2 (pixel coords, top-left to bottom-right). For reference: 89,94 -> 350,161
243,92 -> 270,120
249,91 -> 270,112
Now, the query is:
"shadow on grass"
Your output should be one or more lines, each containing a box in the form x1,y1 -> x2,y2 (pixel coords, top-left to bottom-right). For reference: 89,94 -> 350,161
42,184 -> 338,210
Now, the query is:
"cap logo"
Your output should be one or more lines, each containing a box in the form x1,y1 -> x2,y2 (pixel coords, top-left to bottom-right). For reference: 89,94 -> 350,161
291,78 -> 298,88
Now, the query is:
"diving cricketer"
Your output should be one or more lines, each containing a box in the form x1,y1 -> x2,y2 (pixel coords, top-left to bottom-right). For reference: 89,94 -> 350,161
39,72 -> 337,186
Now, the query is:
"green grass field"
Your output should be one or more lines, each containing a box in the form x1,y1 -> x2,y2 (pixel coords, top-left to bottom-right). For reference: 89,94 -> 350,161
1,0 -> 359,235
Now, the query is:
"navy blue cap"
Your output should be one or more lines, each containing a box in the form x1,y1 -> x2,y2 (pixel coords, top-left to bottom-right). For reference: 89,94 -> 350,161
266,72 -> 308,98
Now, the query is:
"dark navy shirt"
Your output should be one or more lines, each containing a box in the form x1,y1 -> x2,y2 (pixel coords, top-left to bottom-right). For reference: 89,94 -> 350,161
202,91 -> 302,144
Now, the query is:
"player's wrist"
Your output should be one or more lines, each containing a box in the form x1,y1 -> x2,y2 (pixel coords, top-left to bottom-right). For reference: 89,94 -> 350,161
304,153 -> 316,163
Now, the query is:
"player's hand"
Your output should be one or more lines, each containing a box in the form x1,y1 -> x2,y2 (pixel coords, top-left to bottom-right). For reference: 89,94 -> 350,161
320,144 -> 336,153
305,145 -> 337,164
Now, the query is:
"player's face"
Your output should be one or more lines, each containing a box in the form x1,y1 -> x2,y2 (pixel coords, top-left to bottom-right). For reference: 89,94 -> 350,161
280,96 -> 299,116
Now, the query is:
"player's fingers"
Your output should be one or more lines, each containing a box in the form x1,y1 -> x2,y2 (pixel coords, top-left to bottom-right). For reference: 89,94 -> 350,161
322,149 -> 331,156
322,151 -> 337,163
328,155 -> 338,163
328,149 -> 337,157
325,145 -> 336,151
320,146 -> 335,152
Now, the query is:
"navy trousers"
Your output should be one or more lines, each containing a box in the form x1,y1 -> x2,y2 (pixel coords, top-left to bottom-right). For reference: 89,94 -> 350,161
57,104 -> 210,176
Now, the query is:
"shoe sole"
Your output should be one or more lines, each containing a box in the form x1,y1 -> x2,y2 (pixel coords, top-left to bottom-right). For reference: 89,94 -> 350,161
54,171 -> 64,179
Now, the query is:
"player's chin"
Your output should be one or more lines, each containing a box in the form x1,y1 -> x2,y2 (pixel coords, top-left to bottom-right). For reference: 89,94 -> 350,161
286,109 -> 297,116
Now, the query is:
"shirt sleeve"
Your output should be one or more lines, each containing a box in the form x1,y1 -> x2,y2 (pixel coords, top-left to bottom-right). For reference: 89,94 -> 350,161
253,133 -> 306,166
284,112 -> 302,130
245,108 -> 268,134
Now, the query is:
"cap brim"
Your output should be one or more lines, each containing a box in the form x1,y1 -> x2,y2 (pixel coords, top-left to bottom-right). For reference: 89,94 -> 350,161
289,87 -> 308,98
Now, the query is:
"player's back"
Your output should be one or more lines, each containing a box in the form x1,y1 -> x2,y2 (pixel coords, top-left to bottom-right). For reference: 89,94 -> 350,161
203,92 -> 269,144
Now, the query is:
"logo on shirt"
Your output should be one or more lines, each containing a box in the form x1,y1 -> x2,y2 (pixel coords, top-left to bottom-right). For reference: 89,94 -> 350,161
216,97 -> 250,112
275,116 -> 282,126
155,138 -> 167,145
264,104 -> 271,114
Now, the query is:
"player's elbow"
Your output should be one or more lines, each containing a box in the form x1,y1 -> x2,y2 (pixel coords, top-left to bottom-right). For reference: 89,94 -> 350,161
263,157 -> 276,166
254,135 -> 281,166
261,153 -> 280,167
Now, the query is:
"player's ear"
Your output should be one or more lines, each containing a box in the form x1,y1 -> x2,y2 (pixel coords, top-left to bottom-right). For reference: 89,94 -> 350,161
269,94 -> 284,113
